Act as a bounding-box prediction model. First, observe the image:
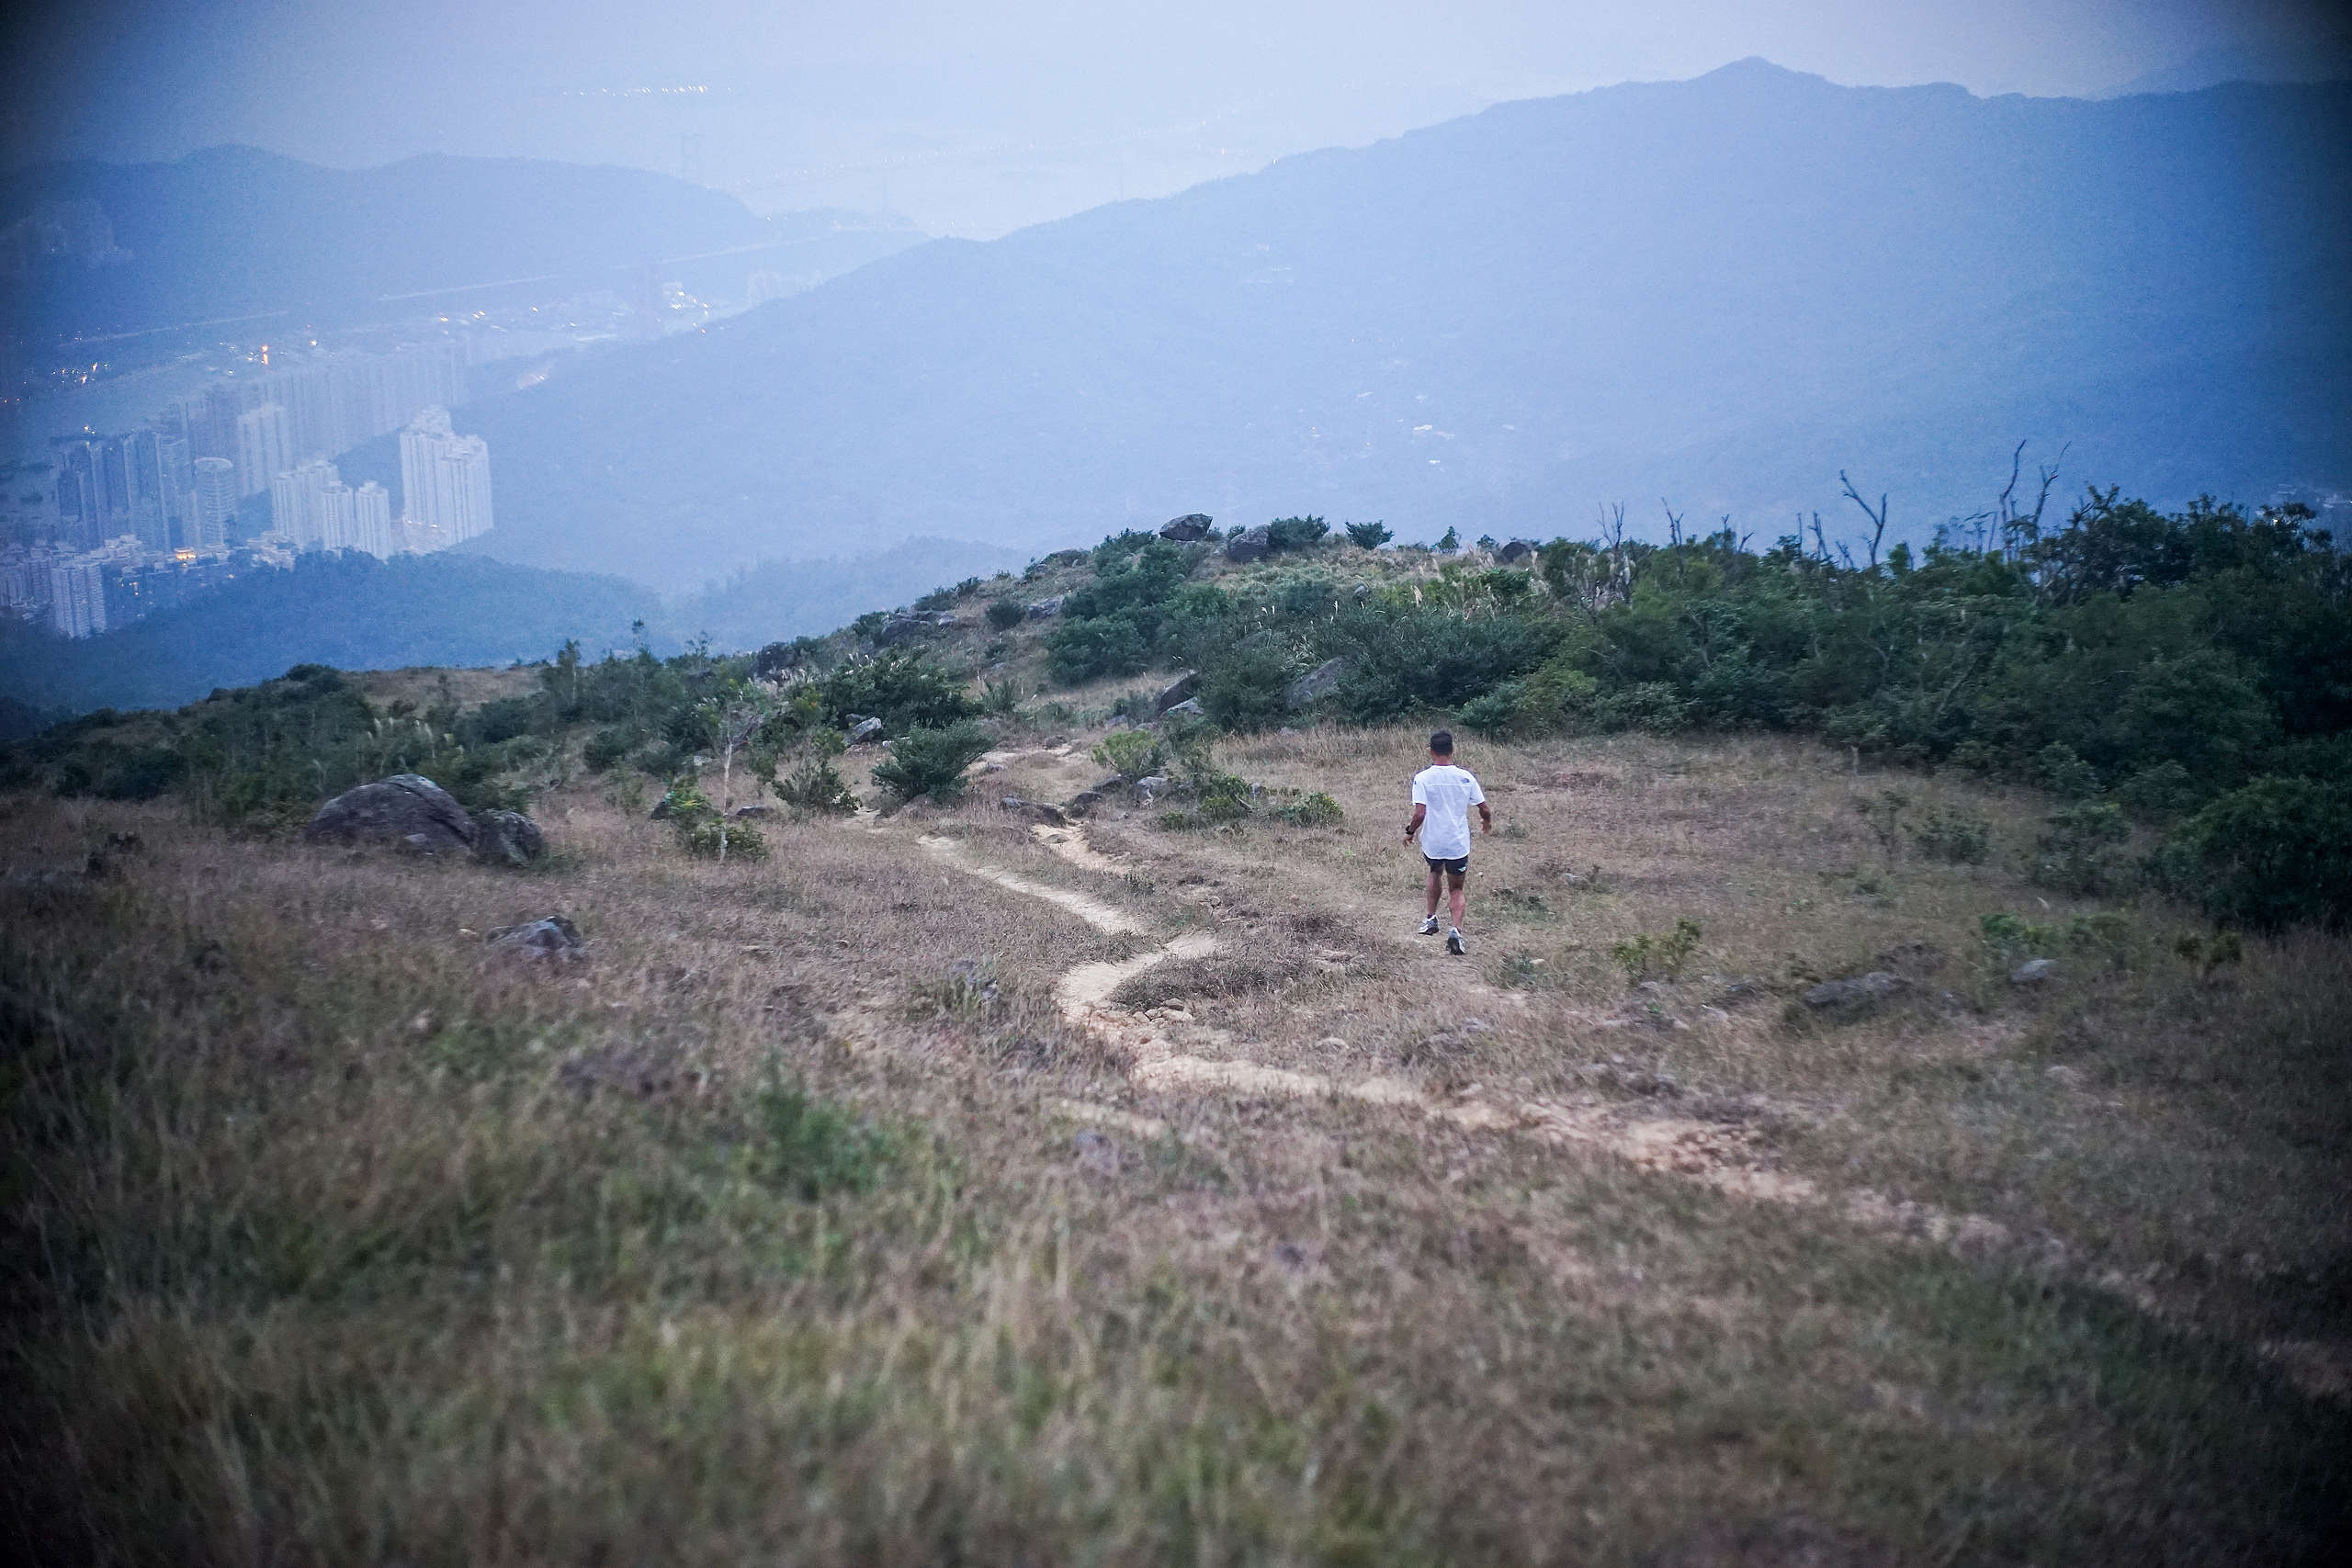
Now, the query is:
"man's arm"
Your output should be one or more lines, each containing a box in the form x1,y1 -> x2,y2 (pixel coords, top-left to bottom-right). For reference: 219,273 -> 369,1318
1478,801 -> 1494,834
1404,803 -> 1427,844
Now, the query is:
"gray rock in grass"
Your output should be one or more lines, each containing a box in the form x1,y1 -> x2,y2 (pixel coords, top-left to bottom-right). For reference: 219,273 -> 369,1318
1802,971 -> 1904,1009
303,773 -> 475,854
487,914 -> 586,962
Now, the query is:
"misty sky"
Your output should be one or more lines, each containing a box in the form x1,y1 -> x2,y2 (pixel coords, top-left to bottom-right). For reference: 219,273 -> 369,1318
6,1 -> 2348,236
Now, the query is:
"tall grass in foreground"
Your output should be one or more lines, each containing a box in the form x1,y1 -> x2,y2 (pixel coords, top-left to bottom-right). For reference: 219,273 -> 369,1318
4,785 -> 2348,1564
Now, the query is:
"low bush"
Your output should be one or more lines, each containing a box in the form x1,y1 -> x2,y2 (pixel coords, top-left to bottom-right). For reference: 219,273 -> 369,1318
1611,918 -> 1702,985
1198,634 -> 1295,731
2031,800 -> 2131,896
1911,807 -> 1992,863
873,720 -> 992,805
2150,775 -> 2352,931
1344,520 -> 1392,549
1091,728 -> 1164,784
775,758 -> 861,815
1273,792 -> 1343,828
1266,515 -> 1329,553
819,651 -> 974,735
582,725 -> 638,773
985,597 -> 1027,631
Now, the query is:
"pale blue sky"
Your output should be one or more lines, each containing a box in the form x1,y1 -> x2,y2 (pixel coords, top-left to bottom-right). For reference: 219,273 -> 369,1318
6,1 -> 2346,234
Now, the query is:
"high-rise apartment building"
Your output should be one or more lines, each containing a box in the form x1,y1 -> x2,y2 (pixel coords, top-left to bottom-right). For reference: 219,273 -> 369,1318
171,341 -> 466,481
399,407 -> 493,546
191,457 -> 236,547
353,481 -> 394,558
235,402 -> 293,497
51,439 -> 102,549
47,557 -> 107,637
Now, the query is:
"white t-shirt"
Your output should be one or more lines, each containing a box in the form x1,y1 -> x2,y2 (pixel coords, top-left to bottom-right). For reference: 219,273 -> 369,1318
1411,763 -> 1486,860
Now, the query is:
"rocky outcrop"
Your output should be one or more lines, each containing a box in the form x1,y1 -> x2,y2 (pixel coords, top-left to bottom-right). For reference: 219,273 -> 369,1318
1027,596 -> 1064,619
473,809 -> 546,867
1159,513 -> 1213,542
1497,539 -> 1536,564
1160,697 -> 1205,718
487,914 -> 586,962
999,795 -> 1069,825
1802,971 -> 1904,1010
1284,658 -> 1349,710
302,774 -> 475,855
1154,671 -> 1199,713
846,716 -> 886,746
1225,525 -> 1272,564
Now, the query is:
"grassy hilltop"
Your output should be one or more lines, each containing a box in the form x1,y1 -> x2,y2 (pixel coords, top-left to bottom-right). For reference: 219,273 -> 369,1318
5,499 -> 2350,1563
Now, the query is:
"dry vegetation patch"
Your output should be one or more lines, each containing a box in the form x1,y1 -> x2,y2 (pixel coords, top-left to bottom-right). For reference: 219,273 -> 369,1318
5,724 -> 2349,1563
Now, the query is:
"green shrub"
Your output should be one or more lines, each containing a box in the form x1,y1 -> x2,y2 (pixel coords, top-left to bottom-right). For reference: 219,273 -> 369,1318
873,720 -> 992,804
1611,919 -> 1702,985
1910,807 -> 1992,863
1980,911 -> 2058,961
2151,775 -> 2352,931
985,597 -> 1027,631
1345,521 -> 1392,549
775,758 -> 860,815
1325,601 -> 1562,724
1194,772 -> 1254,823
1198,634 -> 1295,731
2116,761 -> 2200,816
2033,742 -> 2102,800
2065,910 -> 2143,969
1266,515 -> 1329,553
2031,800 -> 2131,895
979,677 -> 1023,716
740,1076 -> 891,1199
818,651 -> 974,735
582,725 -> 637,773
677,812 -> 769,861
1045,613 -> 1152,684
1273,792 -> 1343,828
1091,728 -> 1164,783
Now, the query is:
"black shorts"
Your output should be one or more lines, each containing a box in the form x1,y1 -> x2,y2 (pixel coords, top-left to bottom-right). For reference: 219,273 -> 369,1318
1424,853 -> 1469,876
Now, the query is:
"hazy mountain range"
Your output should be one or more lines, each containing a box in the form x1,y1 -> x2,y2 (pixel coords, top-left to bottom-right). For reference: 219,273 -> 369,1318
3,147 -> 915,350
447,60 -> 2350,591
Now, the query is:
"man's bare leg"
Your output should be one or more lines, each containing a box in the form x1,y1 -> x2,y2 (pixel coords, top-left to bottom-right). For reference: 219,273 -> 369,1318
1449,872 -> 1467,931
1425,867 -> 1444,921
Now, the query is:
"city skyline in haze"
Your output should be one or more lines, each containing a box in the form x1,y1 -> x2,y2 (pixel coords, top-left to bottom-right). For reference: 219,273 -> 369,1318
5,1 -> 2348,237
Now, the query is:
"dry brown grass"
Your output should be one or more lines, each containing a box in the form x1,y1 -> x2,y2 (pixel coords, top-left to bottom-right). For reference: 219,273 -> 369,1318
4,722 -> 2348,1565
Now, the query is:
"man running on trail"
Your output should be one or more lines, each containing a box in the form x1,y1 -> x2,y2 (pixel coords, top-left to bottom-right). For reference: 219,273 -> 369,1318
1405,729 -> 1491,954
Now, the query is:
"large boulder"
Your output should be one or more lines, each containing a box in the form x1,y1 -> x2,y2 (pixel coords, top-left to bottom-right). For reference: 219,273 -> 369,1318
875,615 -> 928,647
1026,595 -> 1064,619
1284,658 -> 1349,711
1160,697 -> 1205,718
1159,513 -> 1214,542
1497,540 -> 1536,564
1225,525 -> 1272,564
473,809 -> 547,867
846,716 -> 886,746
303,774 -> 475,855
1154,671 -> 1199,713
1000,795 -> 1069,826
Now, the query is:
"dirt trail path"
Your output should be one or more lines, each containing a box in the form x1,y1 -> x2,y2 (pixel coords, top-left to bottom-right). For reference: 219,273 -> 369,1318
929,815 -> 1836,1201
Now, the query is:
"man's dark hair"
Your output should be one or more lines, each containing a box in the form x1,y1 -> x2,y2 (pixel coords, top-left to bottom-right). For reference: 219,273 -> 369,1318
1429,730 -> 1453,755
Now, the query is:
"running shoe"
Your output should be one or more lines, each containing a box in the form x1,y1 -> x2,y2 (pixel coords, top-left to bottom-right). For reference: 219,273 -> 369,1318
1446,928 -> 1466,955
1419,916 -> 1442,936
